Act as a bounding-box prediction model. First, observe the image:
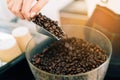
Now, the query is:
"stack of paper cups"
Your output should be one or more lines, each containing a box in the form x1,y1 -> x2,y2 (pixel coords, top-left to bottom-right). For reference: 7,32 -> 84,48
0,32 -> 22,62
12,27 -> 34,52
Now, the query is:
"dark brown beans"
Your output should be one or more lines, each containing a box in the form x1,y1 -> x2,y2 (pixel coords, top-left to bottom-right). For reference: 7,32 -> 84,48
31,37 -> 107,75
32,13 -> 65,39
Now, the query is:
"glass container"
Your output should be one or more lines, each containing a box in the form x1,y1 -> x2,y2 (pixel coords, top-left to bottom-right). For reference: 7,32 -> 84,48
26,25 -> 112,80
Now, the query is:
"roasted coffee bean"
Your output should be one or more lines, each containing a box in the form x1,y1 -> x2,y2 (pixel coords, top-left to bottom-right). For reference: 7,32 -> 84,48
31,37 -> 107,75
35,58 -> 40,64
32,13 -> 65,39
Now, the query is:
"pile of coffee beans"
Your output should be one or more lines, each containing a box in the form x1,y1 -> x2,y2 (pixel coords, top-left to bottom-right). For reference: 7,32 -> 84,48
31,37 -> 107,75
32,13 -> 65,39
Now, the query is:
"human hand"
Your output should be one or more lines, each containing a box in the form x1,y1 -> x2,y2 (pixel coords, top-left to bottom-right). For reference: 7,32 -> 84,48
6,0 -> 48,20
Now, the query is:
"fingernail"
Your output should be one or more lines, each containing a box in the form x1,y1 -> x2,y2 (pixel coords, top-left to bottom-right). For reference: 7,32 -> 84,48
30,12 -> 36,18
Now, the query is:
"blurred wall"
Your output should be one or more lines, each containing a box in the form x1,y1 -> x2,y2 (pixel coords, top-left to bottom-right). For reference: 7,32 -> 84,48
85,0 -> 120,17
41,0 -> 73,22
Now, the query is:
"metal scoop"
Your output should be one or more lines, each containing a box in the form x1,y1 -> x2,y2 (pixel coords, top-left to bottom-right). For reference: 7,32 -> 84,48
36,26 -> 60,40
32,13 -> 65,40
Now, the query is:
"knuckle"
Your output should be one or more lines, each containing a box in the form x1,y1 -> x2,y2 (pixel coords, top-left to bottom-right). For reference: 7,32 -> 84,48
21,10 -> 24,14
7,5 -> 12,10
21,10 -> 29,18
10,8 -> 14,13
46,0 -> 49,3
11,8 -> 16,14
12,9 -> 18,14
21,10 -> 27,14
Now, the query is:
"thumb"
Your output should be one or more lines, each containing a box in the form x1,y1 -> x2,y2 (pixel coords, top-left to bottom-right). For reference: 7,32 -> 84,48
30,0 -> 48,18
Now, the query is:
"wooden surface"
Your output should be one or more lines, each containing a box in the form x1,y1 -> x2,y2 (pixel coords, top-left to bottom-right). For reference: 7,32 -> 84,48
59,0 -> 89,26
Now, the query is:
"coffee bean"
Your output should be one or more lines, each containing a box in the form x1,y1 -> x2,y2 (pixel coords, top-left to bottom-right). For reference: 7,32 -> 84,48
32,13 -> 65,39
31,37 -> 107,75
35,58 -> 40,64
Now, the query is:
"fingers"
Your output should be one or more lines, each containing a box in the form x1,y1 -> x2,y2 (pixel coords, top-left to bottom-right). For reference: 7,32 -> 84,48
7,0 -> 15,10
6,0 -> 48,21
7,0 -> 34,20
21,0 -> 34,20
6,0 -> 10,4
30,0 -> 48,18
12,0 -> 25,19
7,0 -> 25,19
